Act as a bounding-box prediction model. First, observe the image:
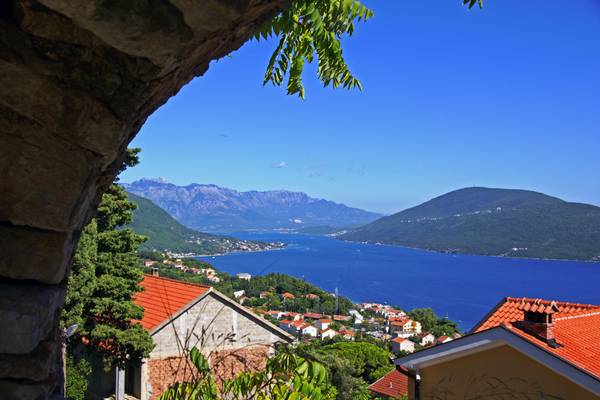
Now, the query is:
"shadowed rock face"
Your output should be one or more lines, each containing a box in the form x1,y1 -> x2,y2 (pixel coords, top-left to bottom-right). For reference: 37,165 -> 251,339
0,0 -> 286,397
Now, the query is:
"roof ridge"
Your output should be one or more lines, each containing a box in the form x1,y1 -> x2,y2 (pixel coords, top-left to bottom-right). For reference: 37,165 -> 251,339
555,310 -> 600,321
506,296 -> 599,309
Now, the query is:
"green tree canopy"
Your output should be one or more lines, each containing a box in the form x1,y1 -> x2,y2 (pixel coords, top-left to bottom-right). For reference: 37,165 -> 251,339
63,149 -> 153,369
295,341 -> 394,400
409,308 -> 460,337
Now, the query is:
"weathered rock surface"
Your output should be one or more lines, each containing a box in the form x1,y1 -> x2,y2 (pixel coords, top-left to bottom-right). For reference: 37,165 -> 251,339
0,0 -> 287,397
0,282 -> 65,354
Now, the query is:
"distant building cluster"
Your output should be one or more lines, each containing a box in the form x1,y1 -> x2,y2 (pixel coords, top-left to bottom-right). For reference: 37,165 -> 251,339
145,258 -> 221,283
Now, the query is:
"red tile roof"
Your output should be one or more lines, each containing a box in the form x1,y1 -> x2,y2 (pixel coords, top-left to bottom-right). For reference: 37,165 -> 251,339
304,313 -> 323,319
391,337 -> 409,343
504,310 -> 600,379
134,275 -> 211,332
472,297 -> 599,333
369,368 -> 409,398
473,297 -> 600,379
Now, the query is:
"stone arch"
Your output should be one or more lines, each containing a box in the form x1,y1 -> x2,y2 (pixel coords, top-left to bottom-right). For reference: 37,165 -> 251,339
0,1 -> 286,398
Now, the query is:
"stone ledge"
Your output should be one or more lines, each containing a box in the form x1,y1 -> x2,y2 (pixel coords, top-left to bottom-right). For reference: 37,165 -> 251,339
0,281 -> 65,354
0,339 -> 59,381
0,224 -> 73,284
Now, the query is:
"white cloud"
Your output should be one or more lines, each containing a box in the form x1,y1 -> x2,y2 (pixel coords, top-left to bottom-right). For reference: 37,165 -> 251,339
272,161 -> 287,169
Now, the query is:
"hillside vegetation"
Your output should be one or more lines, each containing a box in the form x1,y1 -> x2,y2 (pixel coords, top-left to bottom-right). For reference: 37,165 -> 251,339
341,187 -> 600,261
127,193 -> 281,255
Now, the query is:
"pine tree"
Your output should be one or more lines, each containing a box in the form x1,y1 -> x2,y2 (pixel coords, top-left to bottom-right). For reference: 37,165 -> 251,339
64,149 -> 153,368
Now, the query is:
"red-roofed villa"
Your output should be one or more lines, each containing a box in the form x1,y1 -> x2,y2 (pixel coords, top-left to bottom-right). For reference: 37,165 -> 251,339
395,296 -> 600,399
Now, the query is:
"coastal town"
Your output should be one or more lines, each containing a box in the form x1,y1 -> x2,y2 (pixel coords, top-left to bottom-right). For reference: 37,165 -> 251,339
265,301 -> 458,354
144,255 -> 461,356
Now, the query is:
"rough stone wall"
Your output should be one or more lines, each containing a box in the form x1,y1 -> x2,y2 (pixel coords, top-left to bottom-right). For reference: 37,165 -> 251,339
150,293 -> 287,358
0,1 -> 287,398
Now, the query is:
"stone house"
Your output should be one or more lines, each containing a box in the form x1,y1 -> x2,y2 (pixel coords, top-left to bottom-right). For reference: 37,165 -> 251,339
91,274 -> 294,400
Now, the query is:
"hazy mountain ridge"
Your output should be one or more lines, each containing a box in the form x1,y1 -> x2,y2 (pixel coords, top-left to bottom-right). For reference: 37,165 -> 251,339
123,178 -> 382,232
341,187 -> 600,261
127,192 -> 283,255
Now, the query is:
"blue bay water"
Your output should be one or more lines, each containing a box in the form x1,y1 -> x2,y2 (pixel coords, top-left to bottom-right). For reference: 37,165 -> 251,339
198,233 -> 600,331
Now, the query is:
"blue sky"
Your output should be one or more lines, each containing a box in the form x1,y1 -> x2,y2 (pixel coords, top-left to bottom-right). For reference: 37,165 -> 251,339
121,0 -> 600,214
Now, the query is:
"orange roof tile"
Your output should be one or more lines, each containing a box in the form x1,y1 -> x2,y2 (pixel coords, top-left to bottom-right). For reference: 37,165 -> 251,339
504,310 -> 600,379
473,297 -> 600,333
473,297 -> 600,379
134,275 -> 211,332
369,368 -> 409,398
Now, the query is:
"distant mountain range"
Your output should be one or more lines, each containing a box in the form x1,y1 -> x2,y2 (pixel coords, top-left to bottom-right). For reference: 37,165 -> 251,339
123,178 -> 382,232
127,193 -> 283,255
341,187 -> 600,262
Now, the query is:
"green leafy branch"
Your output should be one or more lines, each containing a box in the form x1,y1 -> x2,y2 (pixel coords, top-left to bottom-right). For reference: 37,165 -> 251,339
256,1 -> 485,99
463,0 -> 484,9
255,0 -> 373,99
159,347 -> 336,400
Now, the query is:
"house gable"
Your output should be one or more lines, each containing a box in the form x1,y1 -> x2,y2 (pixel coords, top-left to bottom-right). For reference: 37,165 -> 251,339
150,290 -> 292,358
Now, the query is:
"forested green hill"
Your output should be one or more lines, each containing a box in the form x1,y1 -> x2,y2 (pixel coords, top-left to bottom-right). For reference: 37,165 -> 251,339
341,187 -> 600,261
127,193 -> 281,255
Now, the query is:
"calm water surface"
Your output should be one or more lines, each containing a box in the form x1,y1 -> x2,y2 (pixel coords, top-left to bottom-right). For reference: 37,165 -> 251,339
198,233 -> 600,330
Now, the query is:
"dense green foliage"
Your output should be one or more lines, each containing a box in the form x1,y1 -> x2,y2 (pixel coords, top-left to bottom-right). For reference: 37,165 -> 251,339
295,340 -> 394,400
148,263 -> 354,316
65,354 -> 92,400
342,187 -> 600,261
64,151 -> 154,371
408,308 -> 460,337
159,347 -> 336,400
217,273 -> 355,315
256,0 -> 373,98
127,192 -> 274,255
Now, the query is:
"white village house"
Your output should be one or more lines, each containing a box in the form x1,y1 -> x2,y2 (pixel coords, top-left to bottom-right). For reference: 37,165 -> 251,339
89,273 -> 293,400
391,337 -> 415,354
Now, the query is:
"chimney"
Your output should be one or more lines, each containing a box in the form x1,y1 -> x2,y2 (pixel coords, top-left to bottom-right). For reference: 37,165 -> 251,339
516,300 -> 560,348
151,267 -> 160,277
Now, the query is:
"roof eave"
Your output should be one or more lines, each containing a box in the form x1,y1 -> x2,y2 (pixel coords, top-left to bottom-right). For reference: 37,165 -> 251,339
395,326 -> 600,397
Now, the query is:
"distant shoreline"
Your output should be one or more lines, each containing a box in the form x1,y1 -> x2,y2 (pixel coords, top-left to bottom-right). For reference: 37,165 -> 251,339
336,238 -> 600,264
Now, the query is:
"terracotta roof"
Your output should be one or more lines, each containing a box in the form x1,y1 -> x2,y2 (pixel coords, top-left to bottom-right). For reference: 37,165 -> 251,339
304,313 -> 323,319
503,310 -> 600,379
472,297 -> 600,333
334,315 -> 351,321
369,368 -> 409,398
134,275 -> 211,332
392,337 -> 409,343
472,296 -> 600,379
